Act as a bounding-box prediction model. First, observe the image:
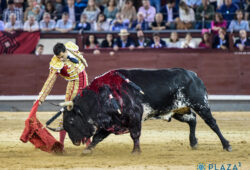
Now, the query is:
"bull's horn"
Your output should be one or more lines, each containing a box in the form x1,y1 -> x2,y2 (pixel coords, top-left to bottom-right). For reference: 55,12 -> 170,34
46,126 -> 64,132
59,101 -> 74,110
59,101 -> 74,107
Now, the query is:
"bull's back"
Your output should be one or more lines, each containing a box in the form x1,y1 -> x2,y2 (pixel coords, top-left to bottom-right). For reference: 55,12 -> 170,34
117,68 -> 206,109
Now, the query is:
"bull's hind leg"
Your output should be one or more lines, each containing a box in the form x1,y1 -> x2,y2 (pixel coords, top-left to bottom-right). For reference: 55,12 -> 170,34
129,117 -> 142,153
83,129 -> 111,154
173,111 -> 198,149
194,107 -> 232,152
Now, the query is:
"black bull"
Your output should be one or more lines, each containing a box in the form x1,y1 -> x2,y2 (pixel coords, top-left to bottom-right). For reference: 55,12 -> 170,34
61,68 -> 231,153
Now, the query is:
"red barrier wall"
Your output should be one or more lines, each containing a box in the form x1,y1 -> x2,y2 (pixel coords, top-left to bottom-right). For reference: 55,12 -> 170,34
0,49 -> 249,95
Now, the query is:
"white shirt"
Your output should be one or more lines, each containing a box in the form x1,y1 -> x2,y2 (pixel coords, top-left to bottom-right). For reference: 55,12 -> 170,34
180,40 -> 197,48
93,21 -> 110,31
56,19 -> 73,29
4,21 -> 23,30
179,8 -> 195,22
168,41 -> 182,48
167,6 -> 173,22
23,20 -> 39,31
39,20 -> 56,30
68,6 -> 75,23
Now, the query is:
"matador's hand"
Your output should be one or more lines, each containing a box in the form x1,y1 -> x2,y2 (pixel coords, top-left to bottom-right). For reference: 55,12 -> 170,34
33,100 -> 42,106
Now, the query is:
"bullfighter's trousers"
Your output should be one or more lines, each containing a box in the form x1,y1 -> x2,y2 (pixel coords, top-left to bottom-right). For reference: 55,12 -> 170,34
59,71 -> 89,145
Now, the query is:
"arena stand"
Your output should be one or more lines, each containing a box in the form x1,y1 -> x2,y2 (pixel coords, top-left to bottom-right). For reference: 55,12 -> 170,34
0,30 -> 250,111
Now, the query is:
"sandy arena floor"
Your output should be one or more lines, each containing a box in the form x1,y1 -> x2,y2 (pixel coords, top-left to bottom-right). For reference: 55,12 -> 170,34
0,112 -> 249,170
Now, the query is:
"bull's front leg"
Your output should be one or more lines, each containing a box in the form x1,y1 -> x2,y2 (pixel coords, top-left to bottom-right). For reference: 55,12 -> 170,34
83,129 -> 111,154
129,119 -> 142,153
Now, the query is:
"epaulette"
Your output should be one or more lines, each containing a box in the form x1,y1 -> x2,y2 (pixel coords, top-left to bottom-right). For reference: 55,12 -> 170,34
64,41 -> 79,51
65,41 -> 88,67
49,56 -> 64,70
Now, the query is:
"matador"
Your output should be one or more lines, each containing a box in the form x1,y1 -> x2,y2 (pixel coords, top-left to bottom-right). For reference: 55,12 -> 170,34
37,41 -> 89,146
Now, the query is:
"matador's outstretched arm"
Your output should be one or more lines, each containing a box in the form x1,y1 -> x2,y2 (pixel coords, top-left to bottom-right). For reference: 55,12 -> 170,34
38,69 -> 58,103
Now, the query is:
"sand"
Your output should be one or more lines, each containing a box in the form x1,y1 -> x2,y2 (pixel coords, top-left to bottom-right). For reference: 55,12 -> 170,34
0,112 -> 249,170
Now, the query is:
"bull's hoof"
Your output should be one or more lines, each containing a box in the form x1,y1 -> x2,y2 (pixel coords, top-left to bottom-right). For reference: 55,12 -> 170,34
224,145 -> 232,152
82,148 -> 92,154
191,143 -> 198,150
132,148 -> 141,154
190,138 -> 198,149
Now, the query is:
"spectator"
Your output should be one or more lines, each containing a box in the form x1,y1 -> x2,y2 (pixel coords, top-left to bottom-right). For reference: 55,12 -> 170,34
138,0 -> 156,23
63,0 -> 77,23
75,0 -> 87,20
39,12 -> 56,32
82,0 -> 100,28
198,32 -> 211,48
110,12 -> 129,31
160,0 -> 179,29
185,0 -> 202,11
228,10 -> 249,32
0,0 -> 7,15
95,0 -> 108,12
116,0 -> 126,11
45,1 -> 56,20
244,0 -> 250,20
85,34 -> 99,49
212,28 -> 229,49
33,5 -> 44,21
75,13 -> 91,31
23,14 -> 39,32
130,12 -> 149,30
150,32 -> 166,48
232,0 -> 243,9
3,0 -> 23,23
35,44 -> 44,55
121,0 -> 137,23
150,0 -> 161,12
168,32 -> 181,48
211,12 -> 227,35
114,29 -> 135,50
101,33 -> 115,48
180,33 -> 197,48
234,29 -> 250,51
37,0 -> 45,11
93,13 -> 110,31
195,0 -> 214,29
54,0 -> 64,20
4,13 -> 23,31
135,29 -> 151,48
103,0 -> 118,20
216,0 -> 224,9
151,13 -> 166,30
176,1 -> 195,29
24,0 -> 35,21
0,20 -> 4,31
209,0 -> 219,10
217,0 -> 238,23
55,12 -> 74,32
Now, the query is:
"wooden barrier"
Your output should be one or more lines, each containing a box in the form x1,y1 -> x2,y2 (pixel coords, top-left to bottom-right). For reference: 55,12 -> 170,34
0,49 -> 249,95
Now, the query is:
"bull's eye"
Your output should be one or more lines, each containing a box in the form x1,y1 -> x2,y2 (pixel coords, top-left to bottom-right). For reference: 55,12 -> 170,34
69,118 -> 74,125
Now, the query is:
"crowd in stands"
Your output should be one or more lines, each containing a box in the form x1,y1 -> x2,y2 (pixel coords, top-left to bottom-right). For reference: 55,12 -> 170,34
1,0 -> 250,51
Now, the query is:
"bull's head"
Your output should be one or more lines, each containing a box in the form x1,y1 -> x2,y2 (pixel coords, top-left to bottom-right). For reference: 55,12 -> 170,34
61,90 -> 99,146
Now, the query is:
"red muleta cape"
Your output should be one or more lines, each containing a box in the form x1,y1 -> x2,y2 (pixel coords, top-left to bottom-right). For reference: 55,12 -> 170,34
20,101 -> 63,153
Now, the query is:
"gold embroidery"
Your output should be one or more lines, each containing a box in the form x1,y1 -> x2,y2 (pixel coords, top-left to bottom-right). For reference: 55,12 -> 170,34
49,56 -> 64,70
38,69 -> 58,103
